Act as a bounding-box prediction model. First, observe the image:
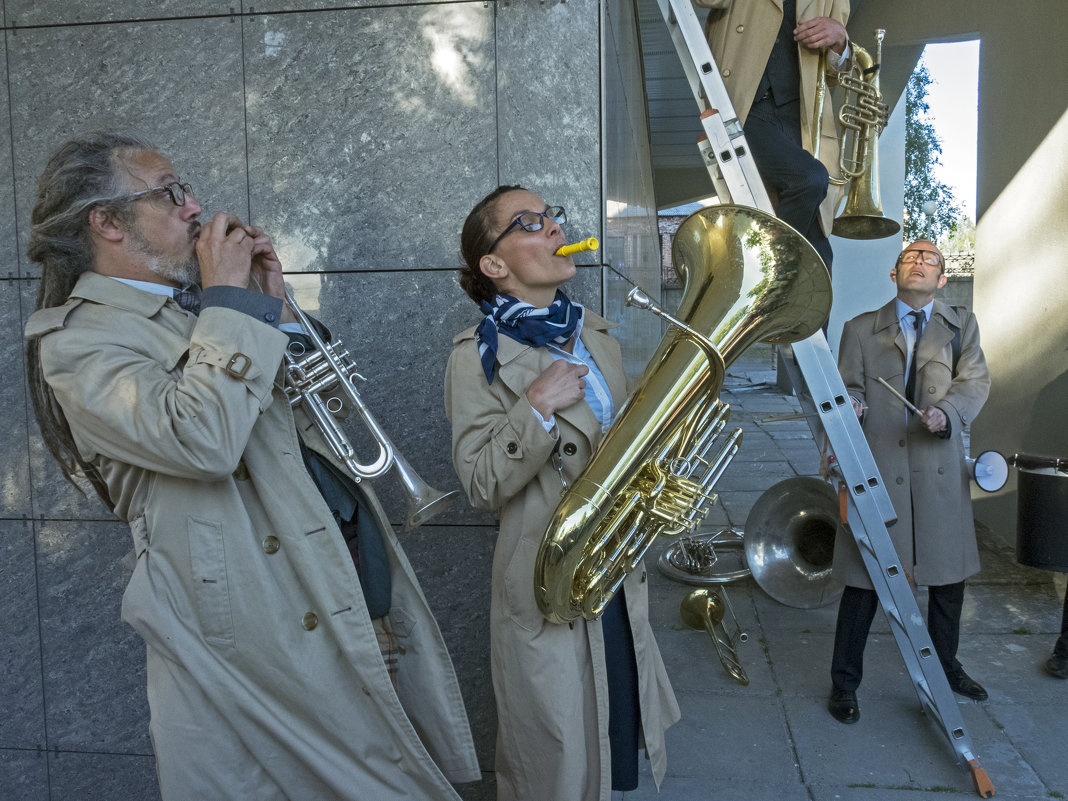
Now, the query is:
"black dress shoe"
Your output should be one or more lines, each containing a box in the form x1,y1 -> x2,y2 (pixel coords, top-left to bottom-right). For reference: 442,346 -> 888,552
828,689 -> 860,723
946,669 -> 988,701
1046,653 -> 1068,679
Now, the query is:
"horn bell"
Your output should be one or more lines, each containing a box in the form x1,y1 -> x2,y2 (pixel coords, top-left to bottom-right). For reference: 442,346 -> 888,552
744,477 -> 842,609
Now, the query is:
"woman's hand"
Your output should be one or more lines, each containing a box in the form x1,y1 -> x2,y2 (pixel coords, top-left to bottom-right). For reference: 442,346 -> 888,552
526,360 -> 589,421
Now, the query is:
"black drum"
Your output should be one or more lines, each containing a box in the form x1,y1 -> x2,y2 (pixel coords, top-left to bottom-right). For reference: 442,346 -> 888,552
1014,453 -> 1068,573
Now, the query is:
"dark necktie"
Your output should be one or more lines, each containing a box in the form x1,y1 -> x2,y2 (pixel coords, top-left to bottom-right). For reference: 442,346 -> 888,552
173,288 -> 201,316
905,309 -> 925,403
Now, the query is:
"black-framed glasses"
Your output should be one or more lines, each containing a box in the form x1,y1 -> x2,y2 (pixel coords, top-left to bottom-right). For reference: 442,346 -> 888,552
113,181 -> 193,208
486,206 -> 566,254
897,249 -> 943,268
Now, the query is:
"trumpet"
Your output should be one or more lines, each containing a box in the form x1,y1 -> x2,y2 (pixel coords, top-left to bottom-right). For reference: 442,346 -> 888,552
555,237 -> 599,257
812,29 -> 900,239
680,588 -> 749,685
282,284 -> 459,529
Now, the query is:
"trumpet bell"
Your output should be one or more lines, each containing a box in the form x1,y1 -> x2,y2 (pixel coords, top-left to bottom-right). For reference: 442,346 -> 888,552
745,477 -> 842,609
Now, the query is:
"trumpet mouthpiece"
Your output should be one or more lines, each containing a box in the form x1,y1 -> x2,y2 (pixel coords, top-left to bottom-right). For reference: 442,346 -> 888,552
555,237 -> 599,257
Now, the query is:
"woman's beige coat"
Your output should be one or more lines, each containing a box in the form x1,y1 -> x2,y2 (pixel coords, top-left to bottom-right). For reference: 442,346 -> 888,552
695,0 -> 850,234
832,299 -> 991,589
445,311 -> 680,801
27,272 -> 479,800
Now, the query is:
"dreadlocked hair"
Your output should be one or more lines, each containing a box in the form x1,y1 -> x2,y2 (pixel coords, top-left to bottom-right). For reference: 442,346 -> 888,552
25,131 -> 156,512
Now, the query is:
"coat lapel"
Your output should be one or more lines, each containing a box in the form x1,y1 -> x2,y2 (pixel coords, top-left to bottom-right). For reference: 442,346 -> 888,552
871,300 -> 906,363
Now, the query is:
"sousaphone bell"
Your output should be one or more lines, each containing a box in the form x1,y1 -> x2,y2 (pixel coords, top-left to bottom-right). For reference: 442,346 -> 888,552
744,476 -> 842,609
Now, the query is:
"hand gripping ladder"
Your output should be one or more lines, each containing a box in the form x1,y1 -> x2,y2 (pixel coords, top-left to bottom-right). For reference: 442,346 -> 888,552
653,1 -> 994,795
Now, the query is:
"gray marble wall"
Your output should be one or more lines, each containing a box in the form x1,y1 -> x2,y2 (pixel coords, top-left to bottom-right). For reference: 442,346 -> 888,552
0,2 -> 663,799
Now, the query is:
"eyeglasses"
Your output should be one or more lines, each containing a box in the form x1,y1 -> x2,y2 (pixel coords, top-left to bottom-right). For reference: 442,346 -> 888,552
486,206 -> 566,254
897,249 -> 943,267
113,181 -> 194,208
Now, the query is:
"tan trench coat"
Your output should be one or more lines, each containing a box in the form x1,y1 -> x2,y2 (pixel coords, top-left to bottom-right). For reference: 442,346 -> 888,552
832,299 -> 991,588
695,0 -> 850,234
444,312 -> 680,801
26,272 -> 479,800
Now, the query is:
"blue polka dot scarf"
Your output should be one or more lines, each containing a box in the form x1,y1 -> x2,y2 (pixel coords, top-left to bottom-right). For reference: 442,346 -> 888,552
474,290 -> 583,384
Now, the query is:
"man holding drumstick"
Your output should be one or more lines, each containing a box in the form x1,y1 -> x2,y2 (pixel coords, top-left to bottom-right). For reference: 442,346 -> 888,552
827,239 -> 992,723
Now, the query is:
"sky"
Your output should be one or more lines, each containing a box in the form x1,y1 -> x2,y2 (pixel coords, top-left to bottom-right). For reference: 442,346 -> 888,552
918,40 -> 981,221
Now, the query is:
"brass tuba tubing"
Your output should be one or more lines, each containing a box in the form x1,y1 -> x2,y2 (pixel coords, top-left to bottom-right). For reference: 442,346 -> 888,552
534,206 -> 832,624
555,237 -> 599,257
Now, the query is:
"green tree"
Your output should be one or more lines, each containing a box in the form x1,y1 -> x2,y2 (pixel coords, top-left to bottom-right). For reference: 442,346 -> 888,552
940,215 -> 975,253
904,59 -> 963,242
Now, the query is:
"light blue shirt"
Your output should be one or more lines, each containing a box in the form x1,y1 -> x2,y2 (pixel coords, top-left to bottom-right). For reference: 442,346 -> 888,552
531,313 -> 615,434
895,297 -> 934,379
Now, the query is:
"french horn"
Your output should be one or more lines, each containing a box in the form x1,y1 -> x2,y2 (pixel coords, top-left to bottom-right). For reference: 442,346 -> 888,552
534,205 -> 832,624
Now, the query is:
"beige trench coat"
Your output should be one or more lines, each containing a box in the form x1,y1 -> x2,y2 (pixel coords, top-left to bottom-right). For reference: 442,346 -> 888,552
444,312 -> 680,801
695,0 -> 850,234
26,272 -> 479,800
832,299 -> 991,588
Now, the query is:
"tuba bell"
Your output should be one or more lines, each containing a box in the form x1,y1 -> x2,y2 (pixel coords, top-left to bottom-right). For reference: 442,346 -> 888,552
813,29 -> 901,240
534,205 -> 832,624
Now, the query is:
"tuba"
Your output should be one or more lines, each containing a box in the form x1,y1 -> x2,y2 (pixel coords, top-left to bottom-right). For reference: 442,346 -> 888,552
534,206 -> 831,624
813,29 -> 900,240
282,285 -> 459,529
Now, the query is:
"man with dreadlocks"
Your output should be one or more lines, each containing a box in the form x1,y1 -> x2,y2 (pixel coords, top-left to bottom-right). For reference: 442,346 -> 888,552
24,132 -> 479,800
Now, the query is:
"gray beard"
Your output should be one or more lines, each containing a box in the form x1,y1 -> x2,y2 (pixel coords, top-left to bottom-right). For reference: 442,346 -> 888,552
127,227 -> 202,287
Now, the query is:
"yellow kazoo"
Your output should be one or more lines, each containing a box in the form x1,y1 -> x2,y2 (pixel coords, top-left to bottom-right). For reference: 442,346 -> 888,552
555,237 -> 599,257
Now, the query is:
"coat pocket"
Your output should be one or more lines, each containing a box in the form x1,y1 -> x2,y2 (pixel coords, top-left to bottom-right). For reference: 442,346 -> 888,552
187,516 -> 236,647
502,537 -> 544,634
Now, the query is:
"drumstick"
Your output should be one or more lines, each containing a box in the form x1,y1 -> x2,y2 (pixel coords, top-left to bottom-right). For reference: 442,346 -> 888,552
876,376 -> 922,416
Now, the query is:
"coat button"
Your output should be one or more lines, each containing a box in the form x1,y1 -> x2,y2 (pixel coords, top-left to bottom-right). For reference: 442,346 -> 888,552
937,467 -> 945,475
896,477 -> 904,485
233,460 -> 250,481
736,24 -> 745,32
506,442 -> 518,454
722,68 -> 731,78
563,442 -> 577,456
301,612 -> 318,631
262,536 -> 280,554
899,440 -> 906,447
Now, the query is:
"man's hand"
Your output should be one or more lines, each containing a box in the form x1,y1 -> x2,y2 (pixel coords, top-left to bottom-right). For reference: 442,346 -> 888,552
794,17 -> 848,54
920,406 -> 948,434
850,396 -> 865,419
526,360 -> 589,422
242,225 -> 295,322
195,212 -> 255,289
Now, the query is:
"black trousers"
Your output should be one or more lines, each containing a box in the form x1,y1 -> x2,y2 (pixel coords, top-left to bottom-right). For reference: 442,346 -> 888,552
743,96 -> 834,272
1055,582 -> 1068,659
831,581 -> 966,692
